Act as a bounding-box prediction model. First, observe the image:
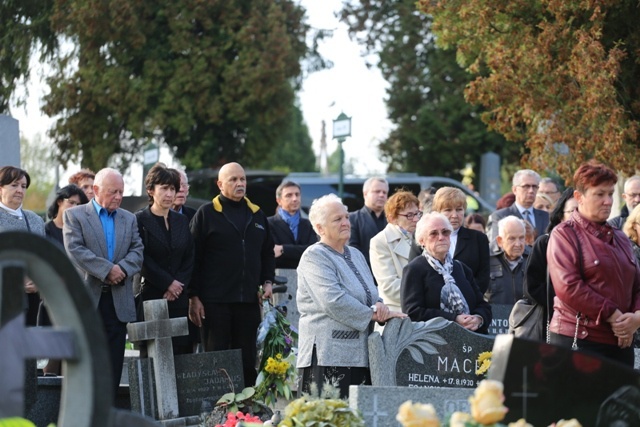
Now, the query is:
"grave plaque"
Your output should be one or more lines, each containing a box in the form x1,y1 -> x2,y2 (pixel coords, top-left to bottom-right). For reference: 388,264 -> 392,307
273,268 -> 299,331
350,385 -> 474,427
487,304 -> 512,336
369,317 -> 494,389
489,334 -> 640,427
129,350 -> 244,418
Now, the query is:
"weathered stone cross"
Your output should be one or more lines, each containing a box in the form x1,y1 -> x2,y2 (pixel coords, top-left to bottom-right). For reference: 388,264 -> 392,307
127,299 -> 188,421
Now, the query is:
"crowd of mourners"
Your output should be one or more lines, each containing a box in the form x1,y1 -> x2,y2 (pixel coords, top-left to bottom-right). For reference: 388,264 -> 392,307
2,157 -> 640,401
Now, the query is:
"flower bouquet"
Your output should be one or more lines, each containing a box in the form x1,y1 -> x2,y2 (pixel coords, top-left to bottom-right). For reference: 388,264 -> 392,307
279,382 -> 365,427
254,299 -> 298,407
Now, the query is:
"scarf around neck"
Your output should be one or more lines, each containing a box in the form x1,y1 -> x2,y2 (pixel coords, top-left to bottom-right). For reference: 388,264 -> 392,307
279,207 -> 300,240
423,251 -> 470,316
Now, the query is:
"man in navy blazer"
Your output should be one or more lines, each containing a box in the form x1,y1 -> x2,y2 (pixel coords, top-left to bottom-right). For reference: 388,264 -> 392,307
63,168 -> 143,397
268,181 -> 317,269
349,177 -> 389,268
487,169 -> 549,243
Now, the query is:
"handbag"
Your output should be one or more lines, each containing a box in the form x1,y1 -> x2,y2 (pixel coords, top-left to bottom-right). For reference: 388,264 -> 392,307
508,259 -> 552,342
509,297 -> 545,341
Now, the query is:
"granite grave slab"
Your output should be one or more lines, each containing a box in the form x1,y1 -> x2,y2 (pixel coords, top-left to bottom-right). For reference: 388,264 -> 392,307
489,334 -> 640,427
349,385 -> 474,427
129,349 -> 244,419
369,317 -> 494,389
486,303 -> 512,336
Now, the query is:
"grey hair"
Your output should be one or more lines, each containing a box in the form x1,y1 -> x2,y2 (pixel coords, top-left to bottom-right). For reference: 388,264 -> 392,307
540,177 -> 558,187
512,169 -> 541,187
415,211 -> 453,244
94,168 -> 122,186
498,215 -> 526,238
308,194 -> 347,235
624,176 -> 640,193
363,177 -> 389,193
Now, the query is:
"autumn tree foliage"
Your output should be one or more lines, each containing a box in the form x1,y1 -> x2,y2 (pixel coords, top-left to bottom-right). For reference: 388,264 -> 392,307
419,0 -> 640,179
3,0 -> 318,172
340,0 -> 520,180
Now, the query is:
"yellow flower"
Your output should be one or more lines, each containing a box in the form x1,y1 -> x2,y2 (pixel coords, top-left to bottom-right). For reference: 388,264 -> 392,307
276,353 -> 283,360
469,379 -> 508,425
476,351 -> 492,376
449,411 -> 473,427
508,419 -> 534,427
396,401 -> 440,427
555,419 -> 583,427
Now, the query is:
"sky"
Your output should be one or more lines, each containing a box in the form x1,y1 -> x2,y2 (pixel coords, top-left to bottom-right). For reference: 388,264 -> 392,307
9,0 -> 391,194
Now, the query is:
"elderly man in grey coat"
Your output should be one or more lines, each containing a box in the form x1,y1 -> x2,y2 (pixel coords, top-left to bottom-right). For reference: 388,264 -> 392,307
64,167 -> 143,397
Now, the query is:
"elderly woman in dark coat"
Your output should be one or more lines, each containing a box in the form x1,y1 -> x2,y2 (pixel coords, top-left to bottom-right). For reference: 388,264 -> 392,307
401,212 -> 491,333
296,194 -> 406,398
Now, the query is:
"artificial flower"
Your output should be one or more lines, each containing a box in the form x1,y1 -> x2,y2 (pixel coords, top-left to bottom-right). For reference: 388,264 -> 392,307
476,351 -> 492,376
396,401 -> 440,427
469,379 -> 508,425
509,418 -> 534,427
449,411 -> 473,427
554,419 -> 583,427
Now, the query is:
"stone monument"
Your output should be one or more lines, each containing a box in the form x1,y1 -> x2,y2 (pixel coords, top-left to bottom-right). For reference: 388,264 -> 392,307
0,114 -> 20,168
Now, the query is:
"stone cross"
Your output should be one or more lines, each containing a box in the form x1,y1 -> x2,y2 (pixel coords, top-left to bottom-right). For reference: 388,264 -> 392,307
0,261 -> 77,418
127,299 -> 188,421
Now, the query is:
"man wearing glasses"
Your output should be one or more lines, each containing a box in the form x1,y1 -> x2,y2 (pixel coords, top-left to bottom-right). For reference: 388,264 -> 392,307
608,176 -> 640,229
538,177 -> 562,203
486,169 -> 550,243
172,170 -> 197,222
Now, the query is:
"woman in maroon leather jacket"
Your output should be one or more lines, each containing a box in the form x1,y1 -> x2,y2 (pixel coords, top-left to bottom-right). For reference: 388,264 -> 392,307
547,160 -> 640,366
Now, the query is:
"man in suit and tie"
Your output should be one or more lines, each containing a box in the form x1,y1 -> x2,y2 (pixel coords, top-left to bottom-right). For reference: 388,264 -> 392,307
63,168 -> 143,397
268,181 -> 317,269
349,177 -> 389,268
486,169 -> 549,243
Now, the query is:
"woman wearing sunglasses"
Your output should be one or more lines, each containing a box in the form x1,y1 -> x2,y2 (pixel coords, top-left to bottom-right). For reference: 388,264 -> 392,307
401,212 -> 491,333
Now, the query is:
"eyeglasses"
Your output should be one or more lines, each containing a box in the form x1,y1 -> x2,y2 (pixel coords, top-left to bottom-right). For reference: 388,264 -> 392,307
517,184 -> 539,191
625,192 -> 640,199
427,229 -> 452,239
64,198 -> 80,206
398,211 -> 423,220
180,184 -> 190,190
539,190 -> 559,195
563,208 -> 576,214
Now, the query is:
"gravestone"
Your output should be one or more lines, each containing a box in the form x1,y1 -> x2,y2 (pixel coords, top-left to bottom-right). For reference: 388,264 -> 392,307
349,385 -> 474,427
0,231 -> 159,426
369,317 -> 494,389
489,334 -> 640,427
0,114 -> 20,168
486,304 -> 512,336
127,300 -> 188,420
129,350 -> 244,420
273,268 -> 299,331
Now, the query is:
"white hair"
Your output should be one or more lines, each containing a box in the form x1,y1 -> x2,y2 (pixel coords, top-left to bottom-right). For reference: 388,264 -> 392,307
498,215 -> 526,237
512,169 -> 541,187
363,177 -> 389,193
415,211 -> 453,243
624,176 -> 640,193
308,194 -> 347,235
94,168 -> 122,186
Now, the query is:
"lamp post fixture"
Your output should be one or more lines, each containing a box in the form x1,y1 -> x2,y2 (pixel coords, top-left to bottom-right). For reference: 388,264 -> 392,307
332,112 -> 351,199
142,143 -> 159,194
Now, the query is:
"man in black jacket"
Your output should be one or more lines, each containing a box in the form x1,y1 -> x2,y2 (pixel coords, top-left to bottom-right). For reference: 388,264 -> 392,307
268,181 -> 317,269
608,175 -> 640,229
188,162 -> 274,385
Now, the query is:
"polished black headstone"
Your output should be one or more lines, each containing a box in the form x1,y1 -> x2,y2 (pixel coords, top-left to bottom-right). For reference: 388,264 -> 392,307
489,334 -> 640,427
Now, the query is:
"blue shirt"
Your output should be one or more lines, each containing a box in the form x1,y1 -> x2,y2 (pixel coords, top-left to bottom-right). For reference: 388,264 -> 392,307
92,199 -> 117,262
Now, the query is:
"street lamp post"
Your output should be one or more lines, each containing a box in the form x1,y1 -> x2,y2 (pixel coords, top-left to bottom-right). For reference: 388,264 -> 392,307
332,112 -> 352,199
142,143 -> 159,194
